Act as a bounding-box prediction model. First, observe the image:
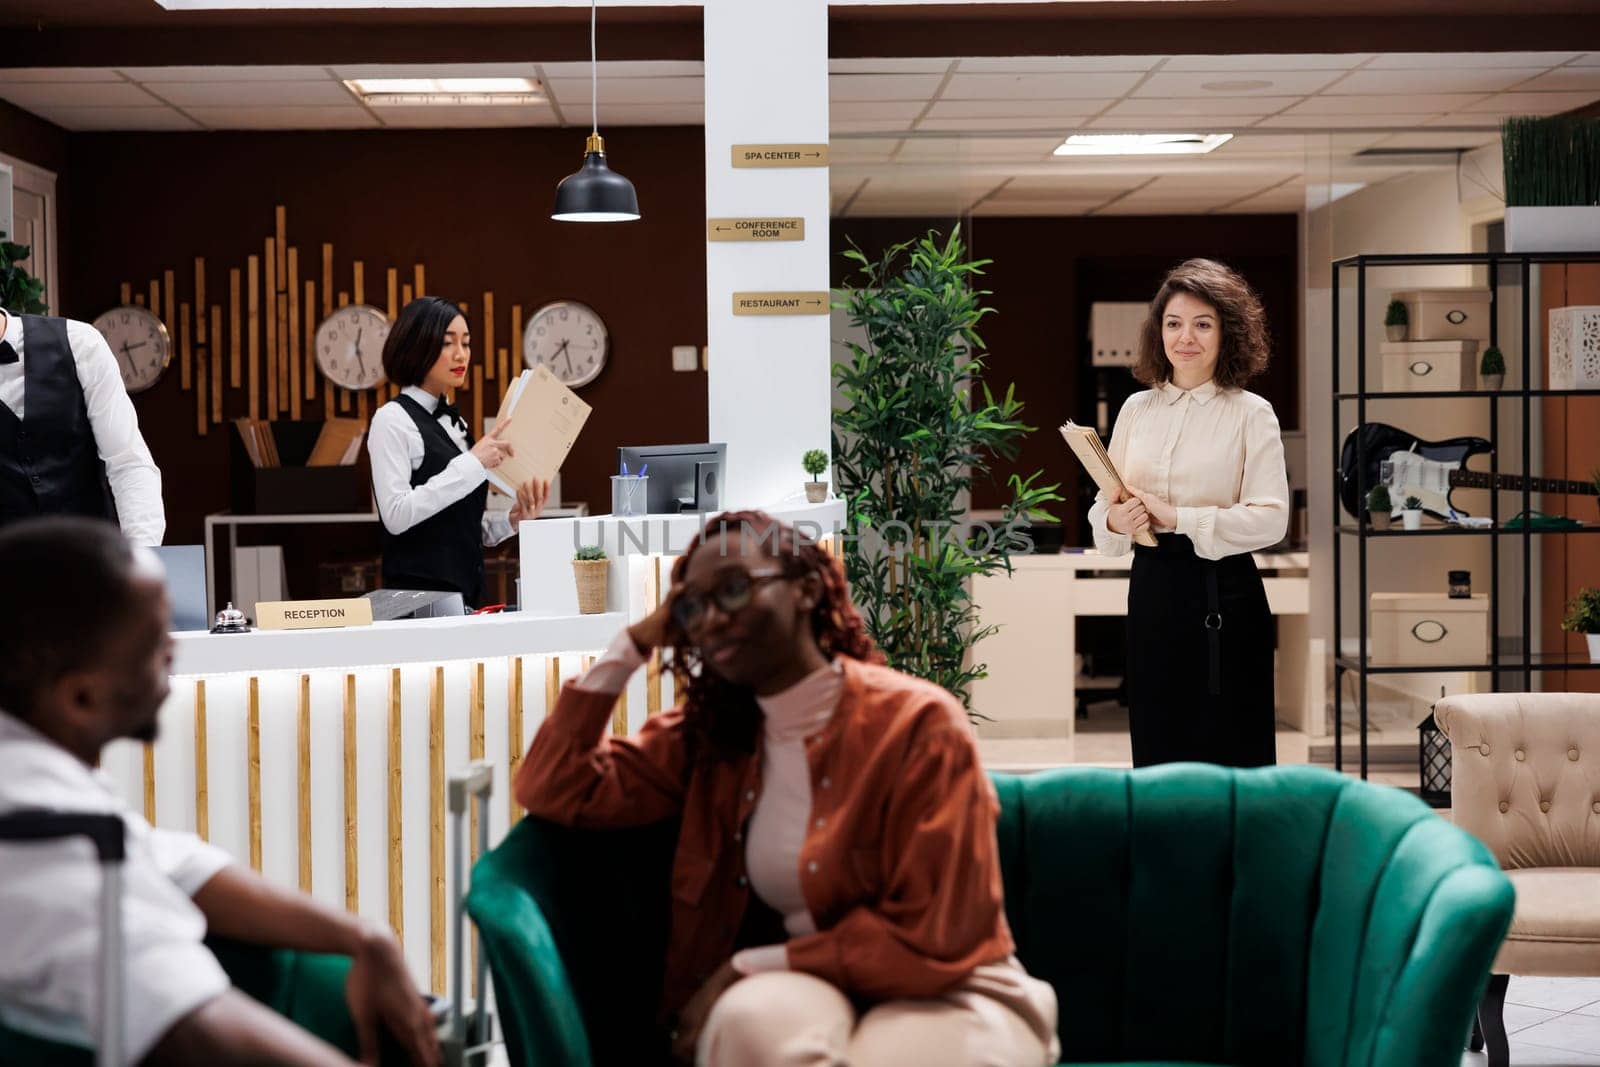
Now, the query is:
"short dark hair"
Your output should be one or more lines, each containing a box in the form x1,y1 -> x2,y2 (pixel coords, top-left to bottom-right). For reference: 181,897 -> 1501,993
381,296 -> 468,388
1134,258 -> 1271,390
0,517 -> 145,720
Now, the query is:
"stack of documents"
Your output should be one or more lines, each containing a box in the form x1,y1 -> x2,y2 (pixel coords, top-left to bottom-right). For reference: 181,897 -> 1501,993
485,365 -> 593,496
1059,420 -> 1157,548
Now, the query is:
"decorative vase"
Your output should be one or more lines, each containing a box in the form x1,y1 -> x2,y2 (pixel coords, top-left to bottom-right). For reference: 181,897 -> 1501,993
1506,206 -> 1600,254
1402,509 -> 1423,531
572,559 -> 609,614
804,482 -> 828,503
1480,372 -> 1504,391
1385,324 -> 1407,342
1549,305 -> 1600,390
1370,511 -> 1392,531
1589,633 -> 1600,664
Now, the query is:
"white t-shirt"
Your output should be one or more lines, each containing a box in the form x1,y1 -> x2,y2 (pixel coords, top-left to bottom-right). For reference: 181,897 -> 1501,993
0,710 -> 232,1065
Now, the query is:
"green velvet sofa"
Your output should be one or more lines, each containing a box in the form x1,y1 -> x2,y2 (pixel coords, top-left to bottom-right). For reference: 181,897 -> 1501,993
466,763 -> 1515,1067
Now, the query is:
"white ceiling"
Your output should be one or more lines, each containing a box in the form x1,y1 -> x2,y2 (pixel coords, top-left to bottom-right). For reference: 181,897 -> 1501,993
2,50 -> 1595,216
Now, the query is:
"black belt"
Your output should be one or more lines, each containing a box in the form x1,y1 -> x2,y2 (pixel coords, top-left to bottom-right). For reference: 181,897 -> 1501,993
1205,564 -> 1223,697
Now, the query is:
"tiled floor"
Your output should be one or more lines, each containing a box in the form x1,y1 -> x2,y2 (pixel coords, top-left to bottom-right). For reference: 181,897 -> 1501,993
1461,978 -> 1600,1065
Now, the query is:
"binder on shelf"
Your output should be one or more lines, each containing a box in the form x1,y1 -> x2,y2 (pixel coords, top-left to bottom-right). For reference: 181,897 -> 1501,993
1058,420 -> 1157,548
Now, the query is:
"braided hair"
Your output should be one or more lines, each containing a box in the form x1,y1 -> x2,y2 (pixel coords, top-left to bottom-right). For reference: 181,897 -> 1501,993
667,510 -> 882,759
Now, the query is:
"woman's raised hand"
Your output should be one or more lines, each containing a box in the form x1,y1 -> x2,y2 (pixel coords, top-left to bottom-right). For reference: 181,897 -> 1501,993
470,415 -> 514,469
1106,486 -> 1151,538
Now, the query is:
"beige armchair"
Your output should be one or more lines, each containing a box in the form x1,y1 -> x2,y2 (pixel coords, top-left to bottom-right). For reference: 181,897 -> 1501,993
1435,692 -> 1600,1067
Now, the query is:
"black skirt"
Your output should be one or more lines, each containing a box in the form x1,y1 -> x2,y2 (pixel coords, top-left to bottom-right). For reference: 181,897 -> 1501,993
1125,533 -> 1276,768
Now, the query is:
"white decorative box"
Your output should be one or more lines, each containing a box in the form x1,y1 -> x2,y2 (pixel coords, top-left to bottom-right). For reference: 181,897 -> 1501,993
1549,305 -> 1600,390
1393,287 -> 1492,342
1370,593 -> 1488,667
1380,340 -> 1478,392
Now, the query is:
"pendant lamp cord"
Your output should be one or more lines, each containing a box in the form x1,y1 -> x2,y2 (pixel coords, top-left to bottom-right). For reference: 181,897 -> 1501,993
590,0 -> 598,136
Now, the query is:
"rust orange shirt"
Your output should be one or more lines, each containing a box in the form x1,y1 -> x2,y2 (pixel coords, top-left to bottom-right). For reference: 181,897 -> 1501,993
513,655 -> 1015,1020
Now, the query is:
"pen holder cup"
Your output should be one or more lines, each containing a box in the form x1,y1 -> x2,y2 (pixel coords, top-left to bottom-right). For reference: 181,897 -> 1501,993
611,475 -> 648,517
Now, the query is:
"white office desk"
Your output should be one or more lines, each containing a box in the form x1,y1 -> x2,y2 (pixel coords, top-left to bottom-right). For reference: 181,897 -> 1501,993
969,550 -> 1314,740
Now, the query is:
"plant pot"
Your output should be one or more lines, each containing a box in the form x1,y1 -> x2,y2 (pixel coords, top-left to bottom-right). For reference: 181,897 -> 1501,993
804,482 -> 828,503
1589,633 -> 1600,663
1370,511 -> 1392,531
1480,372 -> 1504,391
1401,509 -> 1423,531
1385,324 -> 1407,342
1506,206 -> 1600,253
572,559 -> 609,615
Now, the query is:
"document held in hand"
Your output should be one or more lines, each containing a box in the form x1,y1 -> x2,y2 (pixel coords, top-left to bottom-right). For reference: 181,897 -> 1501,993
485,365 -> 592,496
1058,420 -> 1158,548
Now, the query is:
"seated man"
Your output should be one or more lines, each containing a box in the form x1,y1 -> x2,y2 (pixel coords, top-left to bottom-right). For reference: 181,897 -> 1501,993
0,516 -> 440,1067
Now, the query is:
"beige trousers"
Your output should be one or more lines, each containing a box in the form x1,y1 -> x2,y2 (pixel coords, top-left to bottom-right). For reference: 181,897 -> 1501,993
696,960 -> 1060,1067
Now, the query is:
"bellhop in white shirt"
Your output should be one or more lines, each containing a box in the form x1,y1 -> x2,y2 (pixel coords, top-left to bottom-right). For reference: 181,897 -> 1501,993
368,296 -> 549,610
1086,259 -> 1288,770
0,309 -> 164,545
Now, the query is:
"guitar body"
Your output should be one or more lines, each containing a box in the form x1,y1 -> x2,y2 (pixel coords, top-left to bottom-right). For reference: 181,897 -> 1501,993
1339,423 -> 1491,520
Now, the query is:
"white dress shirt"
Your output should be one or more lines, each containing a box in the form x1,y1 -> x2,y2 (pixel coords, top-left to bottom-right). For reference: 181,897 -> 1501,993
0,311 -> 165,546
368,385 -> 513,546
1087,379 -> 1288,561
0,710 -> 232,1064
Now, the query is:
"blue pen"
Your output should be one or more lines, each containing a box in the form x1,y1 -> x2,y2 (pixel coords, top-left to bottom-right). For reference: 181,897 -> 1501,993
637,464 -> 648,478
621,460 -> 628,476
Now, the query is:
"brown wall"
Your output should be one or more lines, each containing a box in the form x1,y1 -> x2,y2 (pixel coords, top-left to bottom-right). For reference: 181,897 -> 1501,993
831,214 -> 1300,530
58,126 -> 708,546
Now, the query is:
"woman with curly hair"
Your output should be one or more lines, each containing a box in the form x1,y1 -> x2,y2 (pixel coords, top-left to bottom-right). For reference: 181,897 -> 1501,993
514,510 -> 1058,1067
1087,258 -> 1289,767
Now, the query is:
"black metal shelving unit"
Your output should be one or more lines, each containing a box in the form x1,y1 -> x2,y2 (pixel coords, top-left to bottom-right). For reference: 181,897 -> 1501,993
1332,251 -> 1600,779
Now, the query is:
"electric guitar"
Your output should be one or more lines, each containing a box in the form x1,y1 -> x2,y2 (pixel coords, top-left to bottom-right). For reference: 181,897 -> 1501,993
1339,422 -> 1597,521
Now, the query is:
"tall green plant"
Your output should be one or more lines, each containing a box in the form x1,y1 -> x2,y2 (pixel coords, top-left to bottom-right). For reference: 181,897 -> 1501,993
832,228 -> 1061,710
1503,116 -> 1600,207
0,233 -> 48,315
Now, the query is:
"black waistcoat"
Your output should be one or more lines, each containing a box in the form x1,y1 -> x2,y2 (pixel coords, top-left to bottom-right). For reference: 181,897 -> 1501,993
377,394 -> 488,608
0,315 -> 117,530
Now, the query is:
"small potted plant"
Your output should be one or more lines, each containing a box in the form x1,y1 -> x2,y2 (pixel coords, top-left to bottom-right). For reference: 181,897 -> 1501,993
802,448 -> 830,503
1561,586 -> 1600,662
1480,346 -> 1506,390
572,545 -> 609,615
1385,299 -> 1408,342
1366,485 -> 1393,530
1401,495 -> 1424,531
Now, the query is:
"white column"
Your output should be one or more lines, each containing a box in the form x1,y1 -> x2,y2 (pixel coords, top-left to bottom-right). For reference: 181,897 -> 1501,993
703,0 -> 831,509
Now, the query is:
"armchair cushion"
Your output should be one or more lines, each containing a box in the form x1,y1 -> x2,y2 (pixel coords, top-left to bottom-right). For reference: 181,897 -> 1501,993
1495,868 -> 1600,975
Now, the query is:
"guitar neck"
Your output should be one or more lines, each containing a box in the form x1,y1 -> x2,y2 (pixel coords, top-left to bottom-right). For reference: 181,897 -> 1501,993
1450,470 -> 1598,496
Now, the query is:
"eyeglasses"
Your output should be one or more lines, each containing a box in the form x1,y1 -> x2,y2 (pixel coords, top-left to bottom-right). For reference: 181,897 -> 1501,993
670,568 -> 790,632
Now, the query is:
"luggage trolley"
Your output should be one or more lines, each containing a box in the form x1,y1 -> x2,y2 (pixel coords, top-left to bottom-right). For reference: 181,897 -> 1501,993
444,761 -> 499,1067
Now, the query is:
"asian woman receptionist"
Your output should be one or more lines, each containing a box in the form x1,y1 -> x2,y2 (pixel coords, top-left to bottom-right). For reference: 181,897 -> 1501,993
367,296 -> 549,609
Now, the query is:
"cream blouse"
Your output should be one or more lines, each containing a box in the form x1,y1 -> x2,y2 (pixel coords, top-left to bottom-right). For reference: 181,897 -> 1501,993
1086,379 -> 1289,561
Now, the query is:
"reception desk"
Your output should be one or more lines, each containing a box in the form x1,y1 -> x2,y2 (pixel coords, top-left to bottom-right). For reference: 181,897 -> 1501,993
99,611 -> 630,994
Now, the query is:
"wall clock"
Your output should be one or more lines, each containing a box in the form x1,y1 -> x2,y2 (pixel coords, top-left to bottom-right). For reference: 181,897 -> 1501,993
92,305 -> 172,394
315,304 -> 390,391
523,300 -> 608,389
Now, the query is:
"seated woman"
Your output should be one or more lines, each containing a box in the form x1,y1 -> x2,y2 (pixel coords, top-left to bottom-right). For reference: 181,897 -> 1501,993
514,510 -> 1058,1067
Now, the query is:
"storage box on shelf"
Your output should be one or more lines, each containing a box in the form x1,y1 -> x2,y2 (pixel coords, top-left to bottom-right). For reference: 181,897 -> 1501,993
1549,305 -> 1600,390
1380,340 -> 1478,392
1392,287 -> 1492,342
1370,593 -> 1489,666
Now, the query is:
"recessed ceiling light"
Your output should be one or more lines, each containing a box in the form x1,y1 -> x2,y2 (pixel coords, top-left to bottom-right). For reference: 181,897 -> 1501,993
1053,133 -> 1233,157
345,77 -> 545,106
1200,79 -> 1274,92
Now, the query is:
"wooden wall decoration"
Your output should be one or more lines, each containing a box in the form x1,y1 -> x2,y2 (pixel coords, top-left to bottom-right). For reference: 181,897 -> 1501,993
115,204 -> 526,441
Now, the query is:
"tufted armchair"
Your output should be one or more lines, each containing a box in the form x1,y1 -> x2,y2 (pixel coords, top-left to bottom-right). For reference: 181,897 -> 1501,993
1435,692 -> 1600,1067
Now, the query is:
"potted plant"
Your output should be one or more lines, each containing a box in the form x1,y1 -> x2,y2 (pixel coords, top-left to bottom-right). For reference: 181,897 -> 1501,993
1384,299 -> 1408,342
1366,485 -> 1393,530
572,545 -> 609,615
1401,495 -> 1424,531
1561,586 -> 1600,662
802,449 -> 830,503
1479,346 -> 1506,390
0,232 -> 49,315
1503,116 -> 1600,252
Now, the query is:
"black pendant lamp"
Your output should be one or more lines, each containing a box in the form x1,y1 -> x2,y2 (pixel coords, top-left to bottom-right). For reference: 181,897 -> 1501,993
552,0 -> 640,222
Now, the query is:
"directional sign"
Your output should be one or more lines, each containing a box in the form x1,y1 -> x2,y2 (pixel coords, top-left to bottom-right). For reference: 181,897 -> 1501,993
732,291 -> 830,316
731,144 -> 829,168
707,217 -> 806,243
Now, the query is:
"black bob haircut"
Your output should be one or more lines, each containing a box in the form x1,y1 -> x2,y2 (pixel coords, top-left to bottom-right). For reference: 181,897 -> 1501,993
381,296 -> 469,388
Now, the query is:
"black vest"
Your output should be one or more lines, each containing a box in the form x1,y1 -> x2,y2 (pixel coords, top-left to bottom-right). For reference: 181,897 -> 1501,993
377,394 -> 488,608
0,315 -> 118,530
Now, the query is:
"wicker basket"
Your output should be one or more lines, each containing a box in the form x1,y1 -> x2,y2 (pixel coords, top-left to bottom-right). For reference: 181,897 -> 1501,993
572,559 -> 609,614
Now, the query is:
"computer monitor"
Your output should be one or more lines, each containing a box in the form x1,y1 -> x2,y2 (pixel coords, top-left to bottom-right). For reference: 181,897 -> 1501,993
153,545 -> 208,631
616,443 -> 726,514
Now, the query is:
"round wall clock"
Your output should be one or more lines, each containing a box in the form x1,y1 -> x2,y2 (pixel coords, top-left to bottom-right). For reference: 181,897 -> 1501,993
92,305 -> 172,394
523,300 -> 608,389
315,304 -> 390,391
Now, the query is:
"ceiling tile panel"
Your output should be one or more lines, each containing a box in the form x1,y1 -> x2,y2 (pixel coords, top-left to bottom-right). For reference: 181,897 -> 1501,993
943,72 -> 1145,100
148,80 -> 356,107
1134,70 -> 1343,97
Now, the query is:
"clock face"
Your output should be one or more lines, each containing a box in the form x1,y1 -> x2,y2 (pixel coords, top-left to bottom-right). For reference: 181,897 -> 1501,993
315,304 -> 390,391
92,305 -> 172,395
523,300 -> 608,389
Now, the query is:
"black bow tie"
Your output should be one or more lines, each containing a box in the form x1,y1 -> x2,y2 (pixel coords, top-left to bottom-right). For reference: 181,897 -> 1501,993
0,341 -> 17,366
435,398 -> 466,432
